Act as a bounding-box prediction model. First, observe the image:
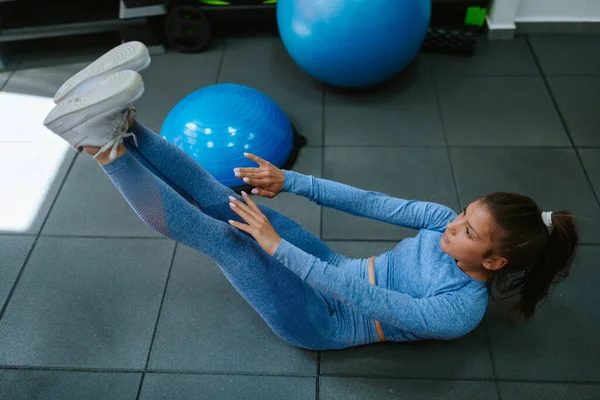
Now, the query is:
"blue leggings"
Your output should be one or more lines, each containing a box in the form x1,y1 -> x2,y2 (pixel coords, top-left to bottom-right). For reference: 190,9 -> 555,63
102,121 -> 378,350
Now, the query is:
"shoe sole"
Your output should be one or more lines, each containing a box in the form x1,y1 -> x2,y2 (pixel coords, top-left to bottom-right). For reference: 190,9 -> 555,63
53,41 -> 150,103
44,70 -> 144,135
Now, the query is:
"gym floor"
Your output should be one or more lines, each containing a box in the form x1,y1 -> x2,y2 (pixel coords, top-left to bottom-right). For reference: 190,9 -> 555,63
0,34 -> 599,399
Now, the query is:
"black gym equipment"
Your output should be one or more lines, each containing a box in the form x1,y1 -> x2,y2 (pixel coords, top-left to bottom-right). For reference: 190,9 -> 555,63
164,0 -> 490,55
165,6 -> 212,53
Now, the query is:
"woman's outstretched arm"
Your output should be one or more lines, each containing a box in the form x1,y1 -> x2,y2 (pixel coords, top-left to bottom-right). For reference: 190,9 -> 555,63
283,170 -> 457,232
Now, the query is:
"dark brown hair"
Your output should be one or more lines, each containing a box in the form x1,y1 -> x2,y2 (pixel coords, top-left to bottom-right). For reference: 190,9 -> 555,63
480,192 -> 579,320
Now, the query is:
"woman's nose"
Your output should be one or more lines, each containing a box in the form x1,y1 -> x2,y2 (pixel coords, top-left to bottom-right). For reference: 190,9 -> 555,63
447,222 -> 457,235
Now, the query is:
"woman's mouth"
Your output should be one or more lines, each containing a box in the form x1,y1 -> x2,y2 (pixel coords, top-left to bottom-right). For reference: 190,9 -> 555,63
443,232 -> 450,244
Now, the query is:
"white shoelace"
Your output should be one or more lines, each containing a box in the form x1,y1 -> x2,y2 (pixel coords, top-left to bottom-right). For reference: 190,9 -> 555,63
93,106 -> 139,161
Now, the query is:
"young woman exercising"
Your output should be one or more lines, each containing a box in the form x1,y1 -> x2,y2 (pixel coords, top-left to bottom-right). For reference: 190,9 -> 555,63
43,42 -> 579,350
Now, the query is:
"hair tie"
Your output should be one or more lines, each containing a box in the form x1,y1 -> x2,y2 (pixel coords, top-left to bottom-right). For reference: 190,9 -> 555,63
541,211 -> 553,227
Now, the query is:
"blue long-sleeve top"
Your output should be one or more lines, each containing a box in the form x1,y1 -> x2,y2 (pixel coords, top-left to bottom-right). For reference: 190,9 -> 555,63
272,170 -> 489,341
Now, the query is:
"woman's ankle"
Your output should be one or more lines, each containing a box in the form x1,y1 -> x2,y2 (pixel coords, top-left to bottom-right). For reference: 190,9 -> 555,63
83,144 -> 127,166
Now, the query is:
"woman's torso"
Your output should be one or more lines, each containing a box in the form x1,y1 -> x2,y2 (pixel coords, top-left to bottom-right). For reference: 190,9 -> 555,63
322,229 -> 488,346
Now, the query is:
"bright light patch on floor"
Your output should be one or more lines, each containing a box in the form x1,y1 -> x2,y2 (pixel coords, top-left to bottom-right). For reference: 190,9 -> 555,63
0,91 -> 66,144
0,91 -> 70,233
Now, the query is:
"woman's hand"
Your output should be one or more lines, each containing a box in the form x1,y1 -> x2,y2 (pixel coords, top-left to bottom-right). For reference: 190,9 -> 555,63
228,191 -> 282,256
234,153 -> 284,199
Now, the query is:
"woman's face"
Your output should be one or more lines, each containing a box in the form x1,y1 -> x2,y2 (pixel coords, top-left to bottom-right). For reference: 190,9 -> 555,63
440,200 -> 500,271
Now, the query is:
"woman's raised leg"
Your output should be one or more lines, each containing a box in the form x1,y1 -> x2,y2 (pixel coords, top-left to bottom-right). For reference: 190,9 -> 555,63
124,120 -> 337,264
95,145 -> 344,350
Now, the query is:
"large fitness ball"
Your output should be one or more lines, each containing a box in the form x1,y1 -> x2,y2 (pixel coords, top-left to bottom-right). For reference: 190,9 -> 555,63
277,0 -> 431,88
160,84 -> 294,189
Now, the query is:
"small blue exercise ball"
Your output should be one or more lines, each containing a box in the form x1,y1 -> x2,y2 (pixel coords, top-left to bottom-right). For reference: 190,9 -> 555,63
160,84 -> 294,188
277,0 -> 431,88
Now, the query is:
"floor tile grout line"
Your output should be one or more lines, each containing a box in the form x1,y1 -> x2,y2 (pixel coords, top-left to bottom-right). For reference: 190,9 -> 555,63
434,73 -> 600,79
0,54 -> 23,92
320,83 -> 326,239
571,146 -> 600,150
446,149 -> 463,209
431,62 -> 462,211
546,73 -> 600,77
0,154 -> 78,324
483,317 -> 502,400
523,35 -> 545,78
33,234 -> 170,240
315,374 -> 320,400
317,351 -> 321,376
317,375 -> 600,385
525,36 -> 600,209
446,145 -> 577,150
143,369 -> 317,378
316,351 -> 321,400
214,40 -> 228,84
308,144 -> 584,149
300,144 -> 598,150
524,35 -> 577,150
135,373 -> 146,400
495,378 -> 600,386
435,73 -> 544,80
429,57 -> 446,144
136,242 -> 179,398
321,83 -> 326,149
0,365 -> 145,373
0,364 -> 316,377
4,363 -> 600,386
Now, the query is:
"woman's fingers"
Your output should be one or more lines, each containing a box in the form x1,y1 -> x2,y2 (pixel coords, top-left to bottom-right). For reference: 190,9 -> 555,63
240,191 -> 263,213
251,187 -> 277,199
234,153 -> 274,177
234,167 -> 261,177
241,176 -> 268,187
228,219 -> 251,234
235,169 -> 272,187
229,197 -> 256,224
244,152 -> 271,166
229,193 -> 261,224
234,168 -> 269,188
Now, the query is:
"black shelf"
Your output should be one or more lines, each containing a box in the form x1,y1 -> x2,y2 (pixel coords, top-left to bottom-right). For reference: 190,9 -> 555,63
0,1 -> 119,29
0,19 -> 128,43
0,1 -> 166,68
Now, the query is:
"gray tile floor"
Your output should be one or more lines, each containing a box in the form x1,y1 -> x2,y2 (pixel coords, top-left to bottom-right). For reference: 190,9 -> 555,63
1,34 -> 600,399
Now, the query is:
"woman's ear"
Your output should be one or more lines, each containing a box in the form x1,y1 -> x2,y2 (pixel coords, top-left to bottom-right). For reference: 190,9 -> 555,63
483,256 -> 508,271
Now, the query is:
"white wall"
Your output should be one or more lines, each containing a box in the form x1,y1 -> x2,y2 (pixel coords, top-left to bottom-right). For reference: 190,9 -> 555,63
487,0 -> 521,29
516,0 -> 600,22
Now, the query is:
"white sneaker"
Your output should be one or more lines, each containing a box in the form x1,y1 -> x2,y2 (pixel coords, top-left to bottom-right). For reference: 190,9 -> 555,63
43,70 -> 144,160
53,41 -> 150,103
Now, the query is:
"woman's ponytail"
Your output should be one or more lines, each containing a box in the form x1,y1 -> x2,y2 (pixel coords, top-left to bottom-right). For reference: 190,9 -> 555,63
515,211 -> 579,319
481,193 -> 580,320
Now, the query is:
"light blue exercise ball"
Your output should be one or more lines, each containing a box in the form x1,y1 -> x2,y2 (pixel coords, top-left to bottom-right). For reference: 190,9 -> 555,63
160,84 -> 294,189
277,0 -> 431,88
